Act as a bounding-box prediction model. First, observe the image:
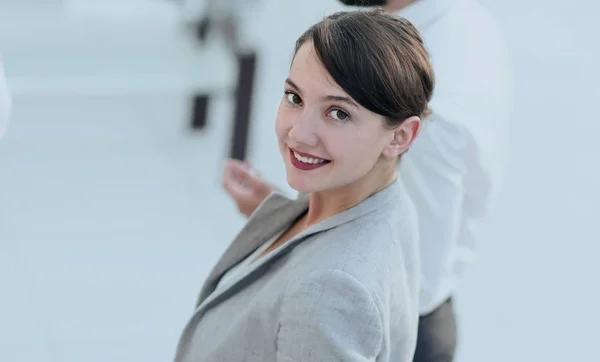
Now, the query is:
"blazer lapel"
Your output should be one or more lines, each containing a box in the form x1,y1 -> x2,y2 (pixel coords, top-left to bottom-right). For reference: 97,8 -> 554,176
195,191 -> 310,306
194,180 -> 403,311
175,190 -> 306,362
176,181 -> 404,362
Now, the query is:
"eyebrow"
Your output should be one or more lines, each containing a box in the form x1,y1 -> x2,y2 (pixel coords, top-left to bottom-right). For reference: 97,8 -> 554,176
285,78 -> 359,110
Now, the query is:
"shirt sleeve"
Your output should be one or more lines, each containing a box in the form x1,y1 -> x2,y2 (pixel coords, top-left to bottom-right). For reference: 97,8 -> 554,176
276,269 -> 383,362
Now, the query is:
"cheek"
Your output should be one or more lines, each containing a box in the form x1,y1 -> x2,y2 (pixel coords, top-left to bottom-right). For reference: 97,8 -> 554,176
275,103 -> 298,139
331,128 -> 387,166
274,103 -> 288,139
323,129 -> 363,163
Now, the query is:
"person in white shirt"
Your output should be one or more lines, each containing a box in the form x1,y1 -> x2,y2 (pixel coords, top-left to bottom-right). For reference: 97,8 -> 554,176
0,59 -> 11,138
222,0 -> 513,361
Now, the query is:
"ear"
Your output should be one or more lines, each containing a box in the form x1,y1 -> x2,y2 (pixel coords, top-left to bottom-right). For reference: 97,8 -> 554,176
383,116 -> 421,159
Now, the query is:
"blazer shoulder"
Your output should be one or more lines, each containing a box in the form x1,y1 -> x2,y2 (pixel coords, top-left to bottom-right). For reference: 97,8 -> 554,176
349,184 -> 419,246
301,197 -> 418,293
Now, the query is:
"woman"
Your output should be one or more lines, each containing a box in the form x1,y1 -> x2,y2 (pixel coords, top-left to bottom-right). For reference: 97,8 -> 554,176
175,9 -> 434,362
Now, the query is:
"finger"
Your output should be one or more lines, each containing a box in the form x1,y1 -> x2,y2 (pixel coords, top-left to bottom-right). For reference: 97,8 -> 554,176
238,168 -> 267,191
226,159 -> 263,184
223,160 -> 253,193
223,160 -> 246,184
225,169 -> 267,197
223,158 -> 271,196
224,158 -> 251,175
246,162 -> 261,178
223,170 -> 252,198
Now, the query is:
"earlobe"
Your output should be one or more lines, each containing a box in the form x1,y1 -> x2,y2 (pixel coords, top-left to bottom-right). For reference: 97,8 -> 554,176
383,148 -> 397,159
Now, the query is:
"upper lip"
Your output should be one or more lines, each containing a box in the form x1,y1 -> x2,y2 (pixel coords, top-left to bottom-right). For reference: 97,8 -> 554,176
289,147 -> 329,161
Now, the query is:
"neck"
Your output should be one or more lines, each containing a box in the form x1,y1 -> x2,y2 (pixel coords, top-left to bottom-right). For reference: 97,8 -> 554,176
304,160 -> 397,227
383,0 -> 417,13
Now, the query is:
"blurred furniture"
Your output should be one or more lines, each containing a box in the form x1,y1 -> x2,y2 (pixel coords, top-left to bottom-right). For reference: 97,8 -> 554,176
184,0 -> 260,161
0,1 -> 236,96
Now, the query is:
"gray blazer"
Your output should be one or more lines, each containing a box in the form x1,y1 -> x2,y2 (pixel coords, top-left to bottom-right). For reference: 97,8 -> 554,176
174,179 -> 420,362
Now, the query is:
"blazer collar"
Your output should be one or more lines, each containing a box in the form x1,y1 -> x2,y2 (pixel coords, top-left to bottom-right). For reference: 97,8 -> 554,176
195,179 -> 402,309
195,191 -> 308,304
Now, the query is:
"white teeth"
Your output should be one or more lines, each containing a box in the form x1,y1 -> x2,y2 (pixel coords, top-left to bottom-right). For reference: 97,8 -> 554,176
293,151 -> 327,164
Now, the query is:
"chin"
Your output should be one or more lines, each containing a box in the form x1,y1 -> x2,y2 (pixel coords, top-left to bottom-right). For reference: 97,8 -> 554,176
286,174 -> 312,193
286,168 -> 327,194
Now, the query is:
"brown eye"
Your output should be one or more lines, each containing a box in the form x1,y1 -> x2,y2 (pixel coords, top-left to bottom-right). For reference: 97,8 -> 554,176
329,109 -> 349,121
285,92 -> 302,105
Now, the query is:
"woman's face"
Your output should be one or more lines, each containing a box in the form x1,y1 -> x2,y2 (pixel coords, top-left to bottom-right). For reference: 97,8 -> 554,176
275,42 -> 418,194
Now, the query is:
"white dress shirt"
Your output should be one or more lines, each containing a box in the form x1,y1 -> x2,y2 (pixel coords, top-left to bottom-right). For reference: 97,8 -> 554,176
397,0 -> 514,314
0,58 -> 11,138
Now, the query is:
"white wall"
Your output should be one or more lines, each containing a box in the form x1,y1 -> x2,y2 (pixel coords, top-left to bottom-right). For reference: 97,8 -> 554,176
1,1 -> 598,361
1,2 -> 244,361
0,93 -> 245,362
455,1 -> 600,360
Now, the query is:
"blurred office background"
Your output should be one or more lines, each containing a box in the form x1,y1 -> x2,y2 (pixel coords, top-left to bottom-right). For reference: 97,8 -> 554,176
0,0 -> 598,361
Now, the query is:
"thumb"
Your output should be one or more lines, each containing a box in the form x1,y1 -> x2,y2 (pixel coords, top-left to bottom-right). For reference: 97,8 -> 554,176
243,170 -> 268,192
223,159 -> 265,193
244,159 -> 261,178
224,159 -> 252,180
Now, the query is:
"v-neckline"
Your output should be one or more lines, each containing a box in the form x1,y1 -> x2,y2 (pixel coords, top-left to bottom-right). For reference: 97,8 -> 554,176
251,210 -> 308,264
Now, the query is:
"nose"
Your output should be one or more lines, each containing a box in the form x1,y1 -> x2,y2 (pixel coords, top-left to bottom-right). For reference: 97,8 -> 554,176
288,109 -> 319,148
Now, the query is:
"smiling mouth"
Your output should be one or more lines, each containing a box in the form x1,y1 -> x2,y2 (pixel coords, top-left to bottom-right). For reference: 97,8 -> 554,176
288,148 -> 331,171
292,150 -> 329,164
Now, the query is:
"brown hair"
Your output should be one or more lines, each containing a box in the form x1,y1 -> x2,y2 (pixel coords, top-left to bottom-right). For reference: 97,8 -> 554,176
294,9 -> 434,127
